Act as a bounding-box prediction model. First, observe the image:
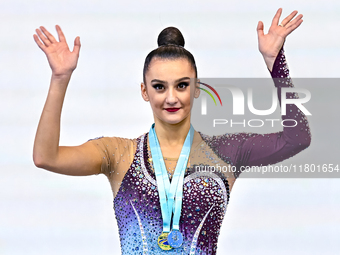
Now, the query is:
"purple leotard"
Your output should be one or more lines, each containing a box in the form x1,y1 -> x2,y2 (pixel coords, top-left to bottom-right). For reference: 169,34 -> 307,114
198,46 -> 312,179
90,46 -> 311,254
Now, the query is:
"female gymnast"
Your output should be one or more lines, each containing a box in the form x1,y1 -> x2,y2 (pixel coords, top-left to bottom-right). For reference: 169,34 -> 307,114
33,8 -> 311,255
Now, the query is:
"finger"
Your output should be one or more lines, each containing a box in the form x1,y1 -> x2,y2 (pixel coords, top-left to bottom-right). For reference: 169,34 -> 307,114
256,21 -> 264,37
271,8 -> 282,27
72,36 -> 81,55
40,26 -> 57,43
280,10 -> 298,26
33,34 -> 47,51
56,25 -> 66,42
285,14 -> 303,30
35,28 -> 51,46
285,19 -> 303,36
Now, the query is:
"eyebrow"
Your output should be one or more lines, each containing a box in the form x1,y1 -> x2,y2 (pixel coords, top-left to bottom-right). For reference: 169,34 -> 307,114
151,77 -> 191,84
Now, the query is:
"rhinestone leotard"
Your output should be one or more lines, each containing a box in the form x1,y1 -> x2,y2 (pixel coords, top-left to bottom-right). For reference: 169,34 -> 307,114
89,46 -> 311,254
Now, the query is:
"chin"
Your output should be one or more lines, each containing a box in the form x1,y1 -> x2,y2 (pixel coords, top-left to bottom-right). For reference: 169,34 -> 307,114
163,119 -> 183,125
162,116 -> 190,125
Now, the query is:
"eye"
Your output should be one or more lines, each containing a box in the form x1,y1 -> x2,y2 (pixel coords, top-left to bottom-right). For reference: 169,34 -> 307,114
177,82 -> 189,89
152,84 -> 164,90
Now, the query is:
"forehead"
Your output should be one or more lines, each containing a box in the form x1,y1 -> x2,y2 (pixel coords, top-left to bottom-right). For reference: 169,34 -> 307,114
146,57 -> 195,82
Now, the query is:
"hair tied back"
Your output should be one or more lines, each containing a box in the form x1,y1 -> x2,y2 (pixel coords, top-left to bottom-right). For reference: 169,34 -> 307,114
157,43 -> 185,49
157,27 -> 185,47
143,26 -> 197,84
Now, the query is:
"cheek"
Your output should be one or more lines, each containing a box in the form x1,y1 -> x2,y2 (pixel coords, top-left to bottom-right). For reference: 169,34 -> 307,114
182,92 -> 192,108
149,94 -> 163,109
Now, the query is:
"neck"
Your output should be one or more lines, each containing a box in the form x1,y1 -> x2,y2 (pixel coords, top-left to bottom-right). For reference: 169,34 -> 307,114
153,117 -> 191,147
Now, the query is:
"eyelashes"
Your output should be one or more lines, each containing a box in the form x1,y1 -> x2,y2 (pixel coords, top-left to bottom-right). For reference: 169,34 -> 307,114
178,82 -> 190,89
152,82 -> 190,91
152,84 -> 164,90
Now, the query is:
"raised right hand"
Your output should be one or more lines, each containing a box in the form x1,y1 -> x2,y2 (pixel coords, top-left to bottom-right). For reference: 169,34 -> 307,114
34,25 -> 81,77
33,25 -> 103,176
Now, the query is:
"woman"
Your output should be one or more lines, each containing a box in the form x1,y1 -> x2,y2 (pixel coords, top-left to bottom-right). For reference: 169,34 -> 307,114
33,8 -> 311,255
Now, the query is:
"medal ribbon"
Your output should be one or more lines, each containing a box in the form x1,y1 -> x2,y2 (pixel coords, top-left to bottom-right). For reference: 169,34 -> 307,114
149,123 -> 194,233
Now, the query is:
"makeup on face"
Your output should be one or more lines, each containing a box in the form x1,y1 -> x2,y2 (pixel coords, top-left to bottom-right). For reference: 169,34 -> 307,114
143,58 -> 196,125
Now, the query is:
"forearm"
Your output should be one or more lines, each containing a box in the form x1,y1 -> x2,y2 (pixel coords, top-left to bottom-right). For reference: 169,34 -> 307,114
33,74 -> 71,168
270,47 -> 311,147
263,55 -> 276,73
262,44 -> 284,73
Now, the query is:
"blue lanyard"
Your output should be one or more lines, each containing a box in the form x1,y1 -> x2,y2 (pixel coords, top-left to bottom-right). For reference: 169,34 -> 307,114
149,123 -> 194,233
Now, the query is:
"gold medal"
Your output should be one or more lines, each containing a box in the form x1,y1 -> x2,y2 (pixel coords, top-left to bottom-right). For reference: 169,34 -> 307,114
157,232 -> 172,250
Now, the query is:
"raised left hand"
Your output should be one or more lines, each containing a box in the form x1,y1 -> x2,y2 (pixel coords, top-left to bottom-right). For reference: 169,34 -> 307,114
257,8 -> 303,71
33,25 -> 81,78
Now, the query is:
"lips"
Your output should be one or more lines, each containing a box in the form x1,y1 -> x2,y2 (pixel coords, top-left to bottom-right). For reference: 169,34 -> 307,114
165,108 -> 180,112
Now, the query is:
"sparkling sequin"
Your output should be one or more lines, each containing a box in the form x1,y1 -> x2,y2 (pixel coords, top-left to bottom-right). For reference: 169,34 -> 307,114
130,200 -> 149,254
88,47 -> 311,254
111,133 -> 230,254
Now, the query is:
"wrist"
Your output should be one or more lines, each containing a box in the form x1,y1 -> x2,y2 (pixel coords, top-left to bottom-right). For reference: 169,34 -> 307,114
263,55 -> 276,73
49,73 -> 72,94
51,71 -> 73,80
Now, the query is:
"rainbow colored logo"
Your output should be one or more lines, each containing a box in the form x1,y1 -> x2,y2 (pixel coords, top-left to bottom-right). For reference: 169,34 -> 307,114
197,82 -> 223,106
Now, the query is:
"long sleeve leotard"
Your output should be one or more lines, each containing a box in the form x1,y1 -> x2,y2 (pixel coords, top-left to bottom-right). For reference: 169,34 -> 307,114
198,45 -> 311,179
89,46 -> 311,255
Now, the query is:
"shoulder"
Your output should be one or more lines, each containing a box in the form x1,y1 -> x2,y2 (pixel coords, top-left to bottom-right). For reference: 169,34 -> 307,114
197,131 -> 260,165
87,133 -> 147,151
87,133 -> 146,176
88,134 -> 143,146
197,131 -> 258,146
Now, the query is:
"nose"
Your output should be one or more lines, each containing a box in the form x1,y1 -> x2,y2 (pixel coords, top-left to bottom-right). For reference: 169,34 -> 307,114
165,86 -> 178,105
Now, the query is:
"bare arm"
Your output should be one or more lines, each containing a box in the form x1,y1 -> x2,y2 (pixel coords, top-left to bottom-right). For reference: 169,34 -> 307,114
33,25 -> 101,176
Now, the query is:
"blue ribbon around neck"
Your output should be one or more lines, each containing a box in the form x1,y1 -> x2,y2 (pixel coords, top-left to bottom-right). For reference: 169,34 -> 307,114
148,123 -> 194,232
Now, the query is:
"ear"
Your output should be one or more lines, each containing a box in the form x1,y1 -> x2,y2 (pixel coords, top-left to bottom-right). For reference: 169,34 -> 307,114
194,79 -> 201,98
141,82 -> 149,102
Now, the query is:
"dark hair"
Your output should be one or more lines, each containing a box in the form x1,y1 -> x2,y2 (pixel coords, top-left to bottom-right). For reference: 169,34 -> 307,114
143,27 -> 197,84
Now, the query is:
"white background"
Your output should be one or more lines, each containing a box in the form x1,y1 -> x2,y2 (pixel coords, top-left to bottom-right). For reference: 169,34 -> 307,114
0,0 -> 339,254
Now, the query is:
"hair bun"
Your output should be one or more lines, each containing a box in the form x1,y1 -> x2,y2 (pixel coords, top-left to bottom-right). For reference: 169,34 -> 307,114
157,27 -> 185,47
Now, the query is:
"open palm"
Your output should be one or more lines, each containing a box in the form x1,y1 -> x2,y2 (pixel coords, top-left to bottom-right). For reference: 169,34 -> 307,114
257,8 -> 303,60
34,25 -> 81,77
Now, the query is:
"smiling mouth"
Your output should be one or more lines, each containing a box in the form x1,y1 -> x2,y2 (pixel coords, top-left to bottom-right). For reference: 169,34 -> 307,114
165,108 -> 180,112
